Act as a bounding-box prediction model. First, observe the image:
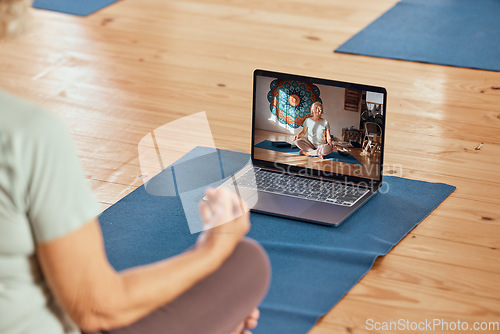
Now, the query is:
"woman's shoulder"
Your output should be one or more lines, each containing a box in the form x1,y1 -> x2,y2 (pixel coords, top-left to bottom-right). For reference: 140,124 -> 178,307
0,90 -> 71,159
0,90 -> 63,134
303,117 -> 313,126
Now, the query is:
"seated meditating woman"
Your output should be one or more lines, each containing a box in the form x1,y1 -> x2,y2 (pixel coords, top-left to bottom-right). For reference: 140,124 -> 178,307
0,2 -> 270,334
293,102 -> 335,159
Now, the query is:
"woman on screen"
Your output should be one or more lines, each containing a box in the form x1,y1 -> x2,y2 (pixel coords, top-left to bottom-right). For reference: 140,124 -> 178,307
293,102 -> 335,159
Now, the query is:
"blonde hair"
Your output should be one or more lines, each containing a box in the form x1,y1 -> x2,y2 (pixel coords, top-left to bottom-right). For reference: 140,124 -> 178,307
0,0 -> 33,39
310,101 -> 323,112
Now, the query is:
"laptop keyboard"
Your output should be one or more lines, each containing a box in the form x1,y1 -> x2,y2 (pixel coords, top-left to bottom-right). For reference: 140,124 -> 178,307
229,168 -> 369,207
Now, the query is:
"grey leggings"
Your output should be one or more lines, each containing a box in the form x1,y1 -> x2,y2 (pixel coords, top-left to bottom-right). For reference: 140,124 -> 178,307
88,239 -> 270,334
294,138 -> 333,157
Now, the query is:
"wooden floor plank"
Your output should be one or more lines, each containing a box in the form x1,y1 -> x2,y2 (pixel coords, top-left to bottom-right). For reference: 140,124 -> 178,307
389,234 -> 500,274
367,254 -> 500,301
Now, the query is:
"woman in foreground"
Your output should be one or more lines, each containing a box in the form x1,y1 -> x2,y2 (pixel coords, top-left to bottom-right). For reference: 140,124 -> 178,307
0,1 -> 270,333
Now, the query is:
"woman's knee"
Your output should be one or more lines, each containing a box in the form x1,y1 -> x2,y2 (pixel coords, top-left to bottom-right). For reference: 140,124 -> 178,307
293,138 -> 302,149
320,144 -> 333,156
230,238 -> 271,299
234,239 -> 270,272
295,138 -> 312,151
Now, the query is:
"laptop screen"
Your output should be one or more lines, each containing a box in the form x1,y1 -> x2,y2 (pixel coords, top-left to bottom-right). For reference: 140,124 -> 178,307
252,70 -> 386,185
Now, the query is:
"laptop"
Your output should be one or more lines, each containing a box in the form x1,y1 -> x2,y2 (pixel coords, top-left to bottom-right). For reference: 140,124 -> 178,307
226,69 -> 387,226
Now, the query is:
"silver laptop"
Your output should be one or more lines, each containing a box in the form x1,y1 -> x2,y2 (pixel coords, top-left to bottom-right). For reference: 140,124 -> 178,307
227,69 -> 387,226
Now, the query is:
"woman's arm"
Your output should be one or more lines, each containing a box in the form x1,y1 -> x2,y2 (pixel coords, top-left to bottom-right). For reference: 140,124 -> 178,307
37,188 -> 249,332
293,127 -> 308,141
325,129 -> 333,146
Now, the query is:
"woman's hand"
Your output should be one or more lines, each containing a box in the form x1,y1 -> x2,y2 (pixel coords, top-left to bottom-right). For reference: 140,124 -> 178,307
197,187 -> 250,260
293,135 -> 298,141
231,308 -> 260,334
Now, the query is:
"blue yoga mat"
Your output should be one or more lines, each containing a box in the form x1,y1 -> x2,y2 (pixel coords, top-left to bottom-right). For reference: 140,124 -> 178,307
99,146 -> 455,333
335,0 -> 500,72
255,140 -> 362,165
33,0 -> 120,16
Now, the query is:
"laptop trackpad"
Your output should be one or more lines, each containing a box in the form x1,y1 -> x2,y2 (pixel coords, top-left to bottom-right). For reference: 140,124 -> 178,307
251,191 -> 316,216
248,191 -> 356,226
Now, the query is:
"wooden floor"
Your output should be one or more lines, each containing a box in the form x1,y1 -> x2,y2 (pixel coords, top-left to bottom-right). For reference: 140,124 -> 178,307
1,0 -> 499,332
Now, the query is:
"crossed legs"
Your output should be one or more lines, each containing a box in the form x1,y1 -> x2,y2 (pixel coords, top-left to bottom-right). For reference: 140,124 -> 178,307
89,239 -> 270,334
294,138 -> 333,158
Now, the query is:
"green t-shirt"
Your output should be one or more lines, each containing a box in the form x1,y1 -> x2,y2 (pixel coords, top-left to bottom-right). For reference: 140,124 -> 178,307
0,90 -> 100,334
